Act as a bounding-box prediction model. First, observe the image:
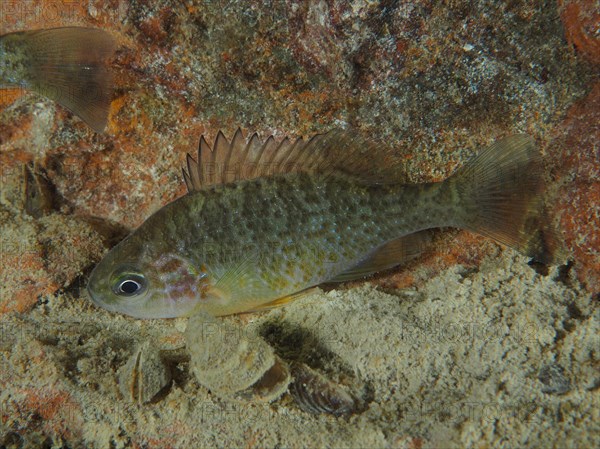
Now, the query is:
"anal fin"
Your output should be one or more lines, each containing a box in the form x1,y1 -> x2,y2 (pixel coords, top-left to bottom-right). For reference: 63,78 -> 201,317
247,287 -> 320,313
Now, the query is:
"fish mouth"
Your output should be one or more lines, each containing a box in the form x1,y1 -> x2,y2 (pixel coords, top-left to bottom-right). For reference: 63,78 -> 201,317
85,281 -> 117,313
85,282 -> 140,317
85,265 -> 118,312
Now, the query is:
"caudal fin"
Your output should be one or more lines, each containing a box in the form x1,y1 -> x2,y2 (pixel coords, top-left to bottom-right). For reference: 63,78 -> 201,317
446,135 -> 560,264
19,27 -> 116,132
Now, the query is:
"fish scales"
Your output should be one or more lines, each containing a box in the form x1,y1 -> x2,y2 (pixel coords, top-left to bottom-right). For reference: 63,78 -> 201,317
87,131 -> 559,319
146,173 -> 443,288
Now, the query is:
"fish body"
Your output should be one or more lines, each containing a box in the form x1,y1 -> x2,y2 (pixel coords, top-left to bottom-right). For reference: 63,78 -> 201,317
87,130 -> 558,319
0,27 -> 115,132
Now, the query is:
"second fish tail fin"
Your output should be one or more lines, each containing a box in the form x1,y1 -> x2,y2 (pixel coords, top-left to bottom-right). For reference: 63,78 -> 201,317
20,27 -> 116,133
445,134 -> 561,265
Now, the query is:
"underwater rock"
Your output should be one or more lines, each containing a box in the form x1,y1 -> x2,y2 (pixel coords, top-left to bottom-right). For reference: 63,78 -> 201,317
549,82 -> 600,293
559,0 -> 600,64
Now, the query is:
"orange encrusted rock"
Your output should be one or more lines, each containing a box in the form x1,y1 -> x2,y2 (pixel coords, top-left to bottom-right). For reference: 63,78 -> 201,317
548,82 -> 600,292
559,0 -> 600,64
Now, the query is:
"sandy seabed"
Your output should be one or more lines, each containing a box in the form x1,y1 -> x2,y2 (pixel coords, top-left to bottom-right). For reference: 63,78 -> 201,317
1,248 -> 597,448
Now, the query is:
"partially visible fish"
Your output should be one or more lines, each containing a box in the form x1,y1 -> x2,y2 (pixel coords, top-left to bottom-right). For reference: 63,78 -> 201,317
87,130 -> 560,319
0,27 -> 116,132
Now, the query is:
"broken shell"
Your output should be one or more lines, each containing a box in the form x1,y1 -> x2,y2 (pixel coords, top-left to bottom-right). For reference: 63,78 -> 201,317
538,363 -> 571,395
23,162 -> 55,218
290,363 -> 358,416
117,341 -> 172,404
185,312 -> 290,402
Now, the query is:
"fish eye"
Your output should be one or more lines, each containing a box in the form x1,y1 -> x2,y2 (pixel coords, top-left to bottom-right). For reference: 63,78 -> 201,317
113,273 -> 147,297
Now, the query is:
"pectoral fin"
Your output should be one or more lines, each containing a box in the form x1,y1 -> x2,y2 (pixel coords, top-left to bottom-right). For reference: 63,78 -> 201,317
328,230 -> 434,282
211,252 -> 320,314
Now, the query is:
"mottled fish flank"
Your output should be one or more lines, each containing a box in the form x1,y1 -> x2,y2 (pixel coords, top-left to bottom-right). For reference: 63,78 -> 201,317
87,129 -> 560,318
0,27 -> 116,132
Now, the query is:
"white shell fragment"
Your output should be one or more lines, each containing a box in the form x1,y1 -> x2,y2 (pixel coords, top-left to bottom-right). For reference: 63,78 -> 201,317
117,341 -> 172,404
185,312 -> 290,402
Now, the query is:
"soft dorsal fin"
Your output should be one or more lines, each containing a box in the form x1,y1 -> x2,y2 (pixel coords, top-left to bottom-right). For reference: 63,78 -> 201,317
182,129 -> 410,192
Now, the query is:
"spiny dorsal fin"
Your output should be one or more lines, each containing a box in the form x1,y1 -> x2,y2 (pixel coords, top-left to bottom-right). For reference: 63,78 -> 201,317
182,129 -> 411,192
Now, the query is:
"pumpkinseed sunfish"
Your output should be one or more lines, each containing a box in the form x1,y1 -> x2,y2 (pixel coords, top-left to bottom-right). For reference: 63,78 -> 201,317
0,27 -> 115,132
87,130 -> 558,318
